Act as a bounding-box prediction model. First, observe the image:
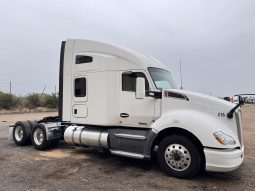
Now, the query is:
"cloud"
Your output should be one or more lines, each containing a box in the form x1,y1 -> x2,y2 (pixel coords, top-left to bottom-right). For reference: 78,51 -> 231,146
0,0 -> 254,96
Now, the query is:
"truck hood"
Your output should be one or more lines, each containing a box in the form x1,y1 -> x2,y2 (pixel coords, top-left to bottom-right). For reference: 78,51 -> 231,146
164,89 -> 235,112
159,89 -> 242,148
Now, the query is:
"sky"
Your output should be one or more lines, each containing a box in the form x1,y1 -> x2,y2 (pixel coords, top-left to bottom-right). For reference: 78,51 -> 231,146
0,0 -> 254,96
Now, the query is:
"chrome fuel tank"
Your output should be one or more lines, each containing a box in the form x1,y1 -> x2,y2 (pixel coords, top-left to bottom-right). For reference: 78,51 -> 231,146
64,125 -> 109,149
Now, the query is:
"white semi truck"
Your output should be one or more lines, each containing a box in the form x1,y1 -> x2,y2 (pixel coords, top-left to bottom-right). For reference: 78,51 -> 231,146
9,39 -> 244,178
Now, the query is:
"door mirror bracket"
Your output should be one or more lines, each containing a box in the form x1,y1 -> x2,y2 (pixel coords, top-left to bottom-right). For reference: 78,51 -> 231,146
146,90 -> 162,99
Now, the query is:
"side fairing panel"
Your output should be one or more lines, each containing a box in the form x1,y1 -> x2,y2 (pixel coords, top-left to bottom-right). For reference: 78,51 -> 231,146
62,40 -> 74,122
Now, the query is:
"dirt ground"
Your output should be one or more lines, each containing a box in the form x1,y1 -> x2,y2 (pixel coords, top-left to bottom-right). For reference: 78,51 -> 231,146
0,106 -> 254,191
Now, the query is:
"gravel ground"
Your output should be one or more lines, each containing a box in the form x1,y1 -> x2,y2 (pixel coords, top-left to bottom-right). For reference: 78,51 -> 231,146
0,106 -> 254,191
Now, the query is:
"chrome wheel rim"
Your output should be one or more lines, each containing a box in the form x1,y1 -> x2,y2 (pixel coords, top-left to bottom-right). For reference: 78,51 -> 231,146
14,126 -> 23,141
34,128 -> 44,145
164,144 -> 191,171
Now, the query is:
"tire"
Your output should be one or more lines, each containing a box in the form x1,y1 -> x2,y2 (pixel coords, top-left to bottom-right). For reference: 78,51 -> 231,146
13,121 -> 31,146
31,124 -> 59,150
31,124 -> 51,150
27,120 -> 37,129
157,135 -> 201,178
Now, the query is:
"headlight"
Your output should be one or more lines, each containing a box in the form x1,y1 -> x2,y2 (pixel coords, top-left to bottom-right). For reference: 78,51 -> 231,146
213,131 -> 236,145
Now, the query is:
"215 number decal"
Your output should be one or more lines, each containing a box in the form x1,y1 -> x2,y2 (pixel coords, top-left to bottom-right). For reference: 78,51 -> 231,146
218,112 -> 225,117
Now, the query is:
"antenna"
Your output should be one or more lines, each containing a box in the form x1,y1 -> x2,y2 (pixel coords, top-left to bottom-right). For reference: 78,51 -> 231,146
180,59 -> 183,89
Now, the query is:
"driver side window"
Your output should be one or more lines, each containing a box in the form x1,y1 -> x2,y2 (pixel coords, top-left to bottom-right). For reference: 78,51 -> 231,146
122,72 -> 149,92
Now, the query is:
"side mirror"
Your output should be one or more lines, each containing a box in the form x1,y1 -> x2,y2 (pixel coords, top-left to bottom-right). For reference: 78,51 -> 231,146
239,96 -> 246,105
136,77 -> 145,99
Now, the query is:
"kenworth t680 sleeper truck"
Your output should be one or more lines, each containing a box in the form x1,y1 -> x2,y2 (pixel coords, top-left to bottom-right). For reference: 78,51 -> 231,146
9,39 -> 244,178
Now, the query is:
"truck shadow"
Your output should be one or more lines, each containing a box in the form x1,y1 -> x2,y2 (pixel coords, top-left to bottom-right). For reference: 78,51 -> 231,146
56,141 -> 243,182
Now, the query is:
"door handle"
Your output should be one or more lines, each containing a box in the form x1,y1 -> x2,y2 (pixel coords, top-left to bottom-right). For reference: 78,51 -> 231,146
74,109 -> 77,114
120,113 -> 129,118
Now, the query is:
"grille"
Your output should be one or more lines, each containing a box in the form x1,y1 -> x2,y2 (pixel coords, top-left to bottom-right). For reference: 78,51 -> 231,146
235,110 -> 243,147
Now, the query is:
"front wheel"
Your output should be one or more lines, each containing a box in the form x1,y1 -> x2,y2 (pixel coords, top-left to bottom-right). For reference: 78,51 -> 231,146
157,135 -> 201,178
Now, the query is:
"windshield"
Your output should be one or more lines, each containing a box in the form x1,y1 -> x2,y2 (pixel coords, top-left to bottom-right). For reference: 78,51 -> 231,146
148,67 -> 177,90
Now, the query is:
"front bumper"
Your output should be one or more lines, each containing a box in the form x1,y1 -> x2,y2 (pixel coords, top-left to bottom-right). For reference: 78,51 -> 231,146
204,147 -> 244,172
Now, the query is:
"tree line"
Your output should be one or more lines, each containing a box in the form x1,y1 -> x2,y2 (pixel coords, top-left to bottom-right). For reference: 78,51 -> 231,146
0,91 -> 58,110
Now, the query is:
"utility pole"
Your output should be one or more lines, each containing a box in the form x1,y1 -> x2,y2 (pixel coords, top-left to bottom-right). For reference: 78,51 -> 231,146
55,85 -> 56,95
9,81 -> 12,94
180,59 -> 183,89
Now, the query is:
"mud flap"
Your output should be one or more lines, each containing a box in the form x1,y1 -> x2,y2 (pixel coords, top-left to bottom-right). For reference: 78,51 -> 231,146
8,125 -> 14,143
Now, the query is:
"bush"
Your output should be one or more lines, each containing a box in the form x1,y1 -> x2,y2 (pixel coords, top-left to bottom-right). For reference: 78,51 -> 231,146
0,91 -> 19,110
40,94 -> 59,109
0,92 -> 58,110
24,93 -> 40,109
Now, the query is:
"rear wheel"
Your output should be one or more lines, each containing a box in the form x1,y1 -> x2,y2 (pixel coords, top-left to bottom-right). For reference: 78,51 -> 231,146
13,121 -> 31,146
31,124 -> 58,150
157,135 -> 201,178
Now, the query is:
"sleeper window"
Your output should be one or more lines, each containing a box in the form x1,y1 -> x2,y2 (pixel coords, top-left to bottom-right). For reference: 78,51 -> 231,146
74,78 -> 86,97
76,55 -> 93,64
122,72 -> 149,92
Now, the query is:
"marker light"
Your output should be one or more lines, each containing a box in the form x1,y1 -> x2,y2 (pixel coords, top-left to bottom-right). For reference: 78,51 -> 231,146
213,131 -> 236,145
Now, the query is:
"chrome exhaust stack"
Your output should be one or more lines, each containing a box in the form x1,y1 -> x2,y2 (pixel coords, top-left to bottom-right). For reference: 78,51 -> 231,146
64,125 -> 109,149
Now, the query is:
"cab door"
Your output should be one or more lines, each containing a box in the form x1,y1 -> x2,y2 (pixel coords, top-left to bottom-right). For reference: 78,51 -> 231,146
118,71 -> 155,128
71,76 -> 88,119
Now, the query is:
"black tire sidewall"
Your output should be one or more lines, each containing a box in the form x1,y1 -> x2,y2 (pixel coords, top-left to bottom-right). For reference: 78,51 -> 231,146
157,135 -> 201,178
27,120 -> 37,129
31,124 -> 49,150
13,121 -> 31,146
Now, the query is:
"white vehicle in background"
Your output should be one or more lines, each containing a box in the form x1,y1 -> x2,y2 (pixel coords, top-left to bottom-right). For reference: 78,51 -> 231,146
9,39 -> 244,178
233,94 -> 255,104
233,96 -> 240,104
